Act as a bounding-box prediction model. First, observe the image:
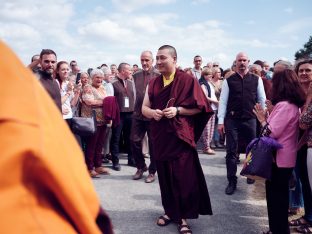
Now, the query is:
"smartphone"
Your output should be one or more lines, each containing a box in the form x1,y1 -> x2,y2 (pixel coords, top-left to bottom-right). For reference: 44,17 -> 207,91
76,73 -> 81,84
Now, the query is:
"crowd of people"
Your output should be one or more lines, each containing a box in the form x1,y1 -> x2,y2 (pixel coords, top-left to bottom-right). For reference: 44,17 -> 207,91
3,40 -> 312,234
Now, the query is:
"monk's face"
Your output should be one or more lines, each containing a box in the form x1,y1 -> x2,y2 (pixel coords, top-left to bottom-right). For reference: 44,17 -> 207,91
156,49 -> 176,76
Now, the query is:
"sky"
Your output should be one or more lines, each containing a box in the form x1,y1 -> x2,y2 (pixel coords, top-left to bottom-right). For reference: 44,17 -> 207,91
1,0 -> 311,71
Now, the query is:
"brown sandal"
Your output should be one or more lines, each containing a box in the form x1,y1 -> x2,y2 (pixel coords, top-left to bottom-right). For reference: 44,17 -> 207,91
89,170 -> 99,178
297,224 -> 312,233
289,217 -> 309,226
156,215 -> 171,226
177,224 -> 192,234
95,166 -> 110,175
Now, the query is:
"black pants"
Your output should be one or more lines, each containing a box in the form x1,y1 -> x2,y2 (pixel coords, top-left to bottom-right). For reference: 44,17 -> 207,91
266,163 -> 293,234
110,112 -> 133,163
130,118 -> 156,174
224,118 -> 257,182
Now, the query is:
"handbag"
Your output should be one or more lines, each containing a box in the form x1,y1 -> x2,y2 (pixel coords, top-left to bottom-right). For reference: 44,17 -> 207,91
240,125 -> 283,181
71,103 -> 97,137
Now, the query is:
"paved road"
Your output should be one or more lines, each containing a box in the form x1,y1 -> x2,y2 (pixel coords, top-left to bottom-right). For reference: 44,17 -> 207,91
92,149 -> 275,234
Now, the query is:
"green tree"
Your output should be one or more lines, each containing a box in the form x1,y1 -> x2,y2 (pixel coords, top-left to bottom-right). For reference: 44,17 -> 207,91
295,36 -> 312,60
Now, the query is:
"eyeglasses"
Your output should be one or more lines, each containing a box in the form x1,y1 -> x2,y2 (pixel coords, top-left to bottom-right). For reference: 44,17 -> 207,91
194,60 -> 202,62
213,65 -> 219,67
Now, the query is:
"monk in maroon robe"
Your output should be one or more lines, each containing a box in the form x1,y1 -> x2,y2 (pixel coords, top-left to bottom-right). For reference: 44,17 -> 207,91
142,45 -> 213,234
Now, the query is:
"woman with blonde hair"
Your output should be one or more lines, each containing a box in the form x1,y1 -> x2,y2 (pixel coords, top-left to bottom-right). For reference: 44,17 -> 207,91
199,68 -> 219,154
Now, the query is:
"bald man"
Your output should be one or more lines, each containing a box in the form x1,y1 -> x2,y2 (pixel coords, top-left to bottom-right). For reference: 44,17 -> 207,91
218,52 -> 266,195
131,51 -> 160,183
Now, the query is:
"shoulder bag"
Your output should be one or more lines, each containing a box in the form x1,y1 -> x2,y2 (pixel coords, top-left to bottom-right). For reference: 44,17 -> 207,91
240,123 -> 283,181
71,102 -> 97,137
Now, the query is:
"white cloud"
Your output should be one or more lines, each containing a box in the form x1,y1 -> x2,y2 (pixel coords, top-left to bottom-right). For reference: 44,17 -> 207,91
1,0 -> 308,71
111,0 -> 176,13
249,39 -> 269,48
0,23 -> 40,41
0,22 -> 42,61
234,38 -> 289,49
279,17 -> 312,34
0,0 -> 74,42
78,19 -> 135,42
0,0 -> 73,24
131,16 -> 161,34
191,0 -> 211,5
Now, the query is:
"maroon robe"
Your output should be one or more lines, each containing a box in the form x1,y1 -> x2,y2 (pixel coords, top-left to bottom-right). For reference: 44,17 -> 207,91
148,70 -> 213,222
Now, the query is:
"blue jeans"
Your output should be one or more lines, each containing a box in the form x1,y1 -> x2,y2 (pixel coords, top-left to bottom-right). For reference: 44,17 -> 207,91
224,118 -> 257,182
289,163 -> 304,209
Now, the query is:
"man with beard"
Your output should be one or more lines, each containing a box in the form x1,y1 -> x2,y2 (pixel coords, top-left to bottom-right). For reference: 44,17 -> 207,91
131,51 -> 160,183
38,49 -> 61,111
142,45 -> 213,234
218,52 -> 266,195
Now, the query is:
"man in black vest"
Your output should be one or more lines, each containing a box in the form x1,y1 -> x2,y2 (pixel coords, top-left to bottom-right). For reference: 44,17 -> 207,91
218,52 -> 266,195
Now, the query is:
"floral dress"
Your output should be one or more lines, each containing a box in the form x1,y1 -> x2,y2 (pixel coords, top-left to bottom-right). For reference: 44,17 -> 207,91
81,86 -> 106,126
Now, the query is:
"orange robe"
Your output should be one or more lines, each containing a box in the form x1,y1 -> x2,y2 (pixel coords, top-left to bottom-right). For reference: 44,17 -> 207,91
0,41 -> 113,234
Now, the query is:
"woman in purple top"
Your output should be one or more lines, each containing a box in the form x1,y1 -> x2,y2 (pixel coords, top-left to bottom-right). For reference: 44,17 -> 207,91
253,69 -> 305,234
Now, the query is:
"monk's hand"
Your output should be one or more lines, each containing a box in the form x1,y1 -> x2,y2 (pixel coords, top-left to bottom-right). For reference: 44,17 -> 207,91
163,107 -> 177,119
153,109 -> 164,121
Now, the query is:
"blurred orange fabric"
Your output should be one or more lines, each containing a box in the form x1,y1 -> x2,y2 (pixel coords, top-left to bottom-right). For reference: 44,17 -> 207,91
0,41 -> 112,234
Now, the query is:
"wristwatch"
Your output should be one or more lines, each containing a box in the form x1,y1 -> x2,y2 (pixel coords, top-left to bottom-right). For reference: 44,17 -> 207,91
176,107 -> 180,116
